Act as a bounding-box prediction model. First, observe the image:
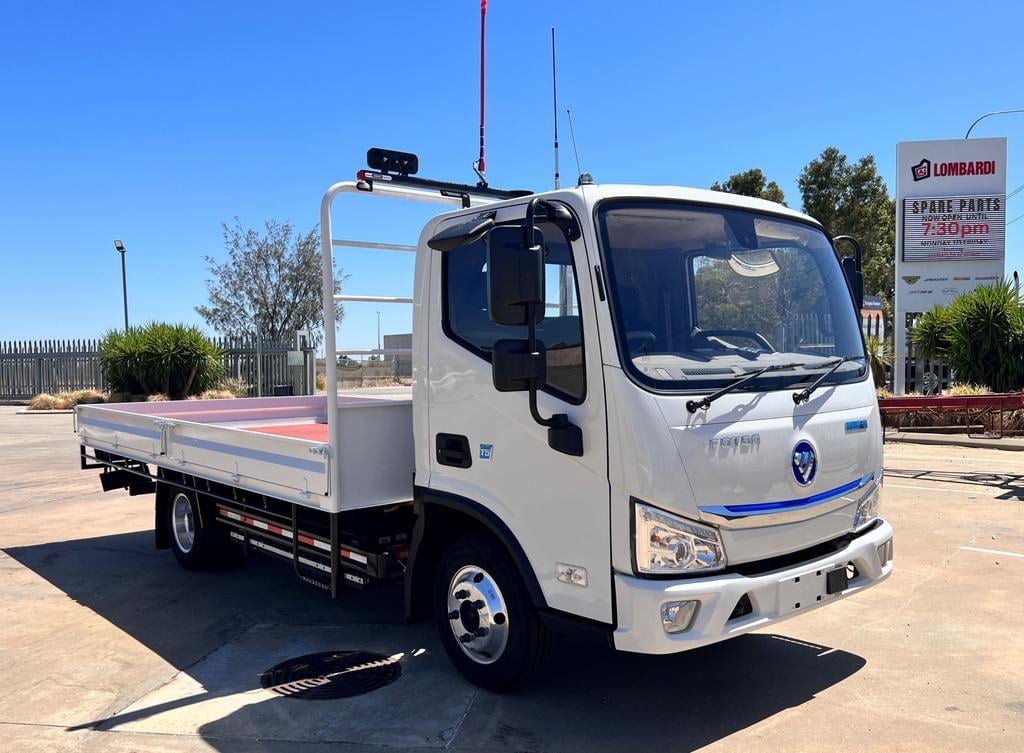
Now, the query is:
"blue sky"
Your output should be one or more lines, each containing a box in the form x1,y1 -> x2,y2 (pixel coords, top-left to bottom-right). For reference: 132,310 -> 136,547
2,0 -> 1023,349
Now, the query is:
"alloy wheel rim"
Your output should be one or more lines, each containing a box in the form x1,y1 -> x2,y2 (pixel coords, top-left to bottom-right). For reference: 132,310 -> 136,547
447,565 -> 509,664
172,493 -> 195,554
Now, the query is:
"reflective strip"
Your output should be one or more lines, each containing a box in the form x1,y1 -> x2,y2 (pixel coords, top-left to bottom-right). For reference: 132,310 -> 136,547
217,506 -> 368,563
700,473 -> 874,519
341,548 -> 368,565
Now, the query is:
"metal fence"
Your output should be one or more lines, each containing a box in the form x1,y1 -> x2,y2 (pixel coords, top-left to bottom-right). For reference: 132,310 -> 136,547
0,336 -> 314,401
0,339 -> 105,400
902,313 -> 951,394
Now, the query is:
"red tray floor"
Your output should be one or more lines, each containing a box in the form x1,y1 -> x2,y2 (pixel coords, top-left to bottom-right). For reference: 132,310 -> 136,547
241,423 -> 330,442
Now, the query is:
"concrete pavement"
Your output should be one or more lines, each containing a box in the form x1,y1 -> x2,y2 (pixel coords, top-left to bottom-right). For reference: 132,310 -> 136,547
1,408 -> 1022,752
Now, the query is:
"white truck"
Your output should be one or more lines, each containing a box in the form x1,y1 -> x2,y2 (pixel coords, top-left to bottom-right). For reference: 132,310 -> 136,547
77,150 -> 893,690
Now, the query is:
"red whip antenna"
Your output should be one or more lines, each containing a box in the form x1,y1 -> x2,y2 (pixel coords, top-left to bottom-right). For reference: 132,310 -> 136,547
472,0 -> 488,186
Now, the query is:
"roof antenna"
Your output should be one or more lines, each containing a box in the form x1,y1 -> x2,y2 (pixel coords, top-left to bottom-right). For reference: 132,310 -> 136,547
566,108 -> 587,183
472,0 -> 488,187
551,28 -> 560,190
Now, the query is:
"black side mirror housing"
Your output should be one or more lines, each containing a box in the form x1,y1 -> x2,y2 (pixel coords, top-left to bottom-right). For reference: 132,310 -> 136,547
842,256 -> 864,311
486,225 -> 545,326
547,419 -> 583,456
492,340 -> 546,392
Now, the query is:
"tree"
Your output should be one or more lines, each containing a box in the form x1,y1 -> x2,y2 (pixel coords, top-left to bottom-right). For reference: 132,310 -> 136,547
196,219 -> 343,343
798,148 -> 895,309
711,168 -> 786,205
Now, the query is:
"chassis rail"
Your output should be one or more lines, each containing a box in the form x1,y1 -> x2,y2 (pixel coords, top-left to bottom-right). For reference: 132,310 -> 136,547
80,446 -> 410,595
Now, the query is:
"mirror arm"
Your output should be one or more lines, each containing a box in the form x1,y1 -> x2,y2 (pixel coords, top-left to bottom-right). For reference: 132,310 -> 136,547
523,289 -> 584,456
524,196 -> 543,251
524,299 -> 551,427
833,235 -> 863,271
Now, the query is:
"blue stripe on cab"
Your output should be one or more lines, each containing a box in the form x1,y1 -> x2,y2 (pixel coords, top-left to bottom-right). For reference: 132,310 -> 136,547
700,473 -> 874,518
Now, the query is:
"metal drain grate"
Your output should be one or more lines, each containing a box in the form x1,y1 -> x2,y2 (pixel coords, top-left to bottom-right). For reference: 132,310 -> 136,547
260,650 -> 402,700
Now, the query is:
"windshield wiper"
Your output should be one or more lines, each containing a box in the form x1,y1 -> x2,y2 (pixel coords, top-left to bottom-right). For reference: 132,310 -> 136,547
686,362 -> 807,413
792,356 -> 865,405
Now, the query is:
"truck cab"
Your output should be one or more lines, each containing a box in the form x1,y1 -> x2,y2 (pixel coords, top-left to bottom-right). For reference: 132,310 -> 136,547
408,181 -> 892,679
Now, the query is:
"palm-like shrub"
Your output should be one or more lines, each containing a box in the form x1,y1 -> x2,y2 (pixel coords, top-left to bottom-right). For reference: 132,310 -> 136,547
912,280 -> 1024,393
100,323 -> 224,399
865,335 -> 892,388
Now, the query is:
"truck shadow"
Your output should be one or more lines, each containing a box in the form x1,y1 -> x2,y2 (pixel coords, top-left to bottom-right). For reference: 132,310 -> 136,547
884,466 -> 1024,501
6,531 -> 867,752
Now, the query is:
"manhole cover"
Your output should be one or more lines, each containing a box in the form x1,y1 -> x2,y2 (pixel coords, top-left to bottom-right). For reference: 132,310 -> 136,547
260,650 -> 402,700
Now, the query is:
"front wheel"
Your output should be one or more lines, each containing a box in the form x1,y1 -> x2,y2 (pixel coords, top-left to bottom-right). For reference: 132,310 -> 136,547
434,533 -> 551,690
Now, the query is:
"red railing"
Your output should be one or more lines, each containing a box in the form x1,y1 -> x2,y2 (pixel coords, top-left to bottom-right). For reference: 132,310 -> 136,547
878,392 -> 1024,439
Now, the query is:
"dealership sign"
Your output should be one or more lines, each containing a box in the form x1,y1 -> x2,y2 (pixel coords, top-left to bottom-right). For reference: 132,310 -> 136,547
893,136 -> 1007,394
902,194 -> 1005,261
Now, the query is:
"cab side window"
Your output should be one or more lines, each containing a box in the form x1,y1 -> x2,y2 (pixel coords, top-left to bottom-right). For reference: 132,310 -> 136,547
442,221 -> 586,403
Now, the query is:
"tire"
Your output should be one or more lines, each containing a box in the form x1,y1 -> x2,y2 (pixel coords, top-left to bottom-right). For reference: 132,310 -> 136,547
167,489 -> 220,570
434,532 -> 551,690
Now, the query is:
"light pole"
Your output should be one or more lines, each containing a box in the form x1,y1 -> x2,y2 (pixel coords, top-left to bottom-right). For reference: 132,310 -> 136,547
254,313 -> 263,397
376,311 -> 381,357
113,240 -> 129,331
965,108 -> 1024,138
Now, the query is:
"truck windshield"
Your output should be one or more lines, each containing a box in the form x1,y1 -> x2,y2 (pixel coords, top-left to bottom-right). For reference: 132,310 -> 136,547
596,200 -> 867,392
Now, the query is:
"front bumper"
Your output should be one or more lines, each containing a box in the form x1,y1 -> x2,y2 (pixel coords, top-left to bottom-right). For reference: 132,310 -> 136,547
613,519 -> 893,654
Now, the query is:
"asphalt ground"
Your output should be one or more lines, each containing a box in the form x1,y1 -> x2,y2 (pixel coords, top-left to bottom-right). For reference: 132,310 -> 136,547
1,407 -> 1021,752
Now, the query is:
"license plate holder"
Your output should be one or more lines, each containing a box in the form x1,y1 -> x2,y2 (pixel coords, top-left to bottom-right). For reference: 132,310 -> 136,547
778,565 -> 847,615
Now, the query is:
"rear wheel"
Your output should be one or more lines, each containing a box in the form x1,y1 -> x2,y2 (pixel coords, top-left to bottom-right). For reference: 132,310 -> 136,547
434,532 -> 551,690
168,490 -> 219,570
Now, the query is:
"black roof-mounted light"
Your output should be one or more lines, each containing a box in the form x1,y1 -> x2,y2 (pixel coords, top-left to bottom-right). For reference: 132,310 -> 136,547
366,148 -> 419,176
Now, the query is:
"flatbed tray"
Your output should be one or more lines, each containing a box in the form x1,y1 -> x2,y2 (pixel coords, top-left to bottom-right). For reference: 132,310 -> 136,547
77,392 -> 414,512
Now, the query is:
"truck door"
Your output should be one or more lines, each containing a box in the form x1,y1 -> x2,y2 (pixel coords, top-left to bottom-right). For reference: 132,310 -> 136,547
426,211 -> 612,624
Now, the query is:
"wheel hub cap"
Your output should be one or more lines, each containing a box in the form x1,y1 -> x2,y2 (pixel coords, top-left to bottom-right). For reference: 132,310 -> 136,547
447,565 -> 508,664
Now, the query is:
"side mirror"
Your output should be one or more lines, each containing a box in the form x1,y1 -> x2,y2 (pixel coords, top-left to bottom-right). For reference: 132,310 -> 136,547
492,340 -> 546,392
842,256 -> 864,311
486,225 -> 545,326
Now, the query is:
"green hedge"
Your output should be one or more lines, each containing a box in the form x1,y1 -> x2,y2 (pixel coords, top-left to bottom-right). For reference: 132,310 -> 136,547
100,323 -> 224,399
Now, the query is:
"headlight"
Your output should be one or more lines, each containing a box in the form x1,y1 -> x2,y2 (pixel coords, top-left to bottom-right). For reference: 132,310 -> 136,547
853,483 -> 880,529
634,502 -> 726,574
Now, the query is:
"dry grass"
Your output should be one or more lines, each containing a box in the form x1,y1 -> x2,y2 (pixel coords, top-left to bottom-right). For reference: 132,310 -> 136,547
217,377 -> 251,398
947,382 -> 990,396
29,389 -> 108,410
29,394 -> 70,410
188,389 -> 237,400
315,372 -> 326,391
348,378 -> 410,388
146,393 -> 170,402
65,389 -> 106,404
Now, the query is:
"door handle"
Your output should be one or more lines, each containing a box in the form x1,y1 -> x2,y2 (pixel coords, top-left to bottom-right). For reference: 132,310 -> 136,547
436,433 -> 472,469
